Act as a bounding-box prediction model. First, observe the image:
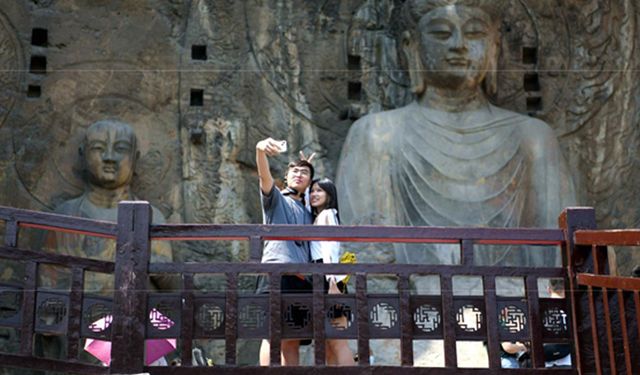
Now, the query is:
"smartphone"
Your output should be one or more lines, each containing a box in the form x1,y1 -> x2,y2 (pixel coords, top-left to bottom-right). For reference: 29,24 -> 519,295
278,140 -> 287,152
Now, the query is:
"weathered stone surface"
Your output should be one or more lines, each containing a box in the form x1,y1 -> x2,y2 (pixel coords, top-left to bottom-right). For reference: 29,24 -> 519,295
0,0 -> 638,369
2,1 -> 182,216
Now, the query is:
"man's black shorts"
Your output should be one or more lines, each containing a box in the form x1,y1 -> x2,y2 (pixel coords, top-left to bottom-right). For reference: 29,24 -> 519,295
255,274 -> 313,344
255,274 -> 312,294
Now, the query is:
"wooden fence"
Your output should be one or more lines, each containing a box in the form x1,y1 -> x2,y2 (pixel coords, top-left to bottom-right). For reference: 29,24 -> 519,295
0,203 -> 637,374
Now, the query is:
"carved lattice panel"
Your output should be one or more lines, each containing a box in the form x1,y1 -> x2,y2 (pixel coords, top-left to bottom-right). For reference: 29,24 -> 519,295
410,296 -> 442,338
237,295 -> 269,339
146,294 -> 180,339
539,299 -> 570,339
325,295 -> 357,339
35,292 -> 69,334
368,295 -> 400,338
453,298 -> 486,339
281,294 -> 313,339
497,299 -> 529,341
0,286 -> 22,328
81,297 -> 112,339
193,297 -> 225,339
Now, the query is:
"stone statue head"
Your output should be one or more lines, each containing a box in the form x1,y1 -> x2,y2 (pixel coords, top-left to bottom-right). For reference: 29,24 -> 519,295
400,0 -> 505,98
79,119 -> 140,190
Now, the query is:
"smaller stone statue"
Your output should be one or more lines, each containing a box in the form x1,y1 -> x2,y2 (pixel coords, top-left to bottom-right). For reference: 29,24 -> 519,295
35,119 -> 177,365
45,119 -> 174,293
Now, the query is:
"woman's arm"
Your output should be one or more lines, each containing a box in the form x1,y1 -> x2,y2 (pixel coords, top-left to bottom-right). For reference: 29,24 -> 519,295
317,209 -> 341,264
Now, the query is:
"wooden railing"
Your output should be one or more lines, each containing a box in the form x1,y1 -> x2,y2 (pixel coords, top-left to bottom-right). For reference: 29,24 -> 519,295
0,203 -> 637,374
570,229 -> 640,375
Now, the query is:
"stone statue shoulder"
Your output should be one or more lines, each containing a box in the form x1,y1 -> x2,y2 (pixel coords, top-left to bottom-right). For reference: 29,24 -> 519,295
149,204 -> 167,224
355,106 -> 413,130
54,194 -> 86,217
53,194 -> 167,224
522,118 -> 560,158
488,104 -> 559,156
345,105 -> 413,150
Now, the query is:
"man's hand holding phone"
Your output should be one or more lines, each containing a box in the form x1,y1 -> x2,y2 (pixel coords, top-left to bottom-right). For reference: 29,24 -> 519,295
256,138 -> 287,156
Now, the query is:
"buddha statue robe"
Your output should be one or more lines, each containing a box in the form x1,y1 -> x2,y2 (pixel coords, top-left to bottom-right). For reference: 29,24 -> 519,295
44,193 -> 173,294
336,102 -> 576,266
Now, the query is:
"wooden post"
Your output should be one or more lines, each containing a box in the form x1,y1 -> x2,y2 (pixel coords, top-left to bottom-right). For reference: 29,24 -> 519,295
224,272 -> 238,366
249,236 -> 262,263
312,272 -> 326,366
559,207 -> 597,374
110,201 -> 152,374
3,219 -> 18,248
66,266 -> 84,360
269,272 -> 282,366
180,273 -> 195,367
356,273 -> 369,366
20,262 -> 36,356
441,274 -> 457,368
398,273 -> 413,366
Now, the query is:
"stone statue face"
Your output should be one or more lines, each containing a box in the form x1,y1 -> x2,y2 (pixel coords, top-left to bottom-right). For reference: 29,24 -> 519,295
408,4 -> 498,92
82,122 -> 137,189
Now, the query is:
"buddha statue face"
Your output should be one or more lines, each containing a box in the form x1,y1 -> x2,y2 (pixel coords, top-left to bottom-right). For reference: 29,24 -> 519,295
80,120 -> 139,190
402,0 -> 500,96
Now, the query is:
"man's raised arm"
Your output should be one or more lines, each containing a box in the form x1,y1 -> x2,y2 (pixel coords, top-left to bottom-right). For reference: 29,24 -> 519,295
256,137 -> 283,194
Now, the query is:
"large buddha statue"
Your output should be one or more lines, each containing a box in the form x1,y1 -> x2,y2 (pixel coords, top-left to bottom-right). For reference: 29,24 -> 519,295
336,0 -> 576,267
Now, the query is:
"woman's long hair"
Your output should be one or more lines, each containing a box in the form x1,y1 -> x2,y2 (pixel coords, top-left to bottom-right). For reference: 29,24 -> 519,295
311,178 -> 340,224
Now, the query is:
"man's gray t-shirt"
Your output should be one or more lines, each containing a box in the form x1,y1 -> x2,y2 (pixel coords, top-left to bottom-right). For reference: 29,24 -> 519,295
261,186 -> 312,263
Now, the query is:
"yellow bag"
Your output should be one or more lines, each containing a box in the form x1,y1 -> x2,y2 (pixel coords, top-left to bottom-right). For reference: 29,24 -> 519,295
339,251 -> 356,284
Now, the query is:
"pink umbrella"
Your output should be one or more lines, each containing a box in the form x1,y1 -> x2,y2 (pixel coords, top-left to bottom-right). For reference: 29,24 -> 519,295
84,338 -> 112,365
145,338 -> 178,365
84,309 -> 177,366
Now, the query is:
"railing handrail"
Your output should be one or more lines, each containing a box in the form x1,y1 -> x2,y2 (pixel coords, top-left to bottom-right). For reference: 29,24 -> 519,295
0,205 -> 117,238
0,204 -> 565,245
574,228 -> 640,246
147,262 -> 568,275
150,223 -> 564,244
0,245 -> 114,273
576,273 -> 640,291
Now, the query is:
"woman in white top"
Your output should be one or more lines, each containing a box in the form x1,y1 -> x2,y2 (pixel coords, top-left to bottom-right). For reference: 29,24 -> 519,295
309,178 -> 355,366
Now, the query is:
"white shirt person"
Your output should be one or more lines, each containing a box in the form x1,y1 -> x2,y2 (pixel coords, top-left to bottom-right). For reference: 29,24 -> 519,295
309,178 -> 355,366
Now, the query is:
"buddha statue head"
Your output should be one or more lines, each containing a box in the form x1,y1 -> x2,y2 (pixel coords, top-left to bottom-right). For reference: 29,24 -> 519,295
79,119 -> 140,190
400,0 -> 506,100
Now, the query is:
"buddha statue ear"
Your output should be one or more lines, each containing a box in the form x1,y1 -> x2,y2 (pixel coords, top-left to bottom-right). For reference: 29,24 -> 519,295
483,39 -> 499,99
402,31 -> 425,96
131,149 -> 140,173
78,146 -> 85,177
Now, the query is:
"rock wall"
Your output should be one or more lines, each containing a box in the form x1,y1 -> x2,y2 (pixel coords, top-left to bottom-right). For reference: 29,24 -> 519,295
0,0 -> 639,368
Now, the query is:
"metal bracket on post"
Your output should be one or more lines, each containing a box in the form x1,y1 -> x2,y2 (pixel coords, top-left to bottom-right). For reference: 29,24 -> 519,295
110,201 -> 153,374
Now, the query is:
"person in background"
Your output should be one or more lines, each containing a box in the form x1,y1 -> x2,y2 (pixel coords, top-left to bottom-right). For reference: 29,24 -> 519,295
544,279 -> 572,368
500,341 -> 528,368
